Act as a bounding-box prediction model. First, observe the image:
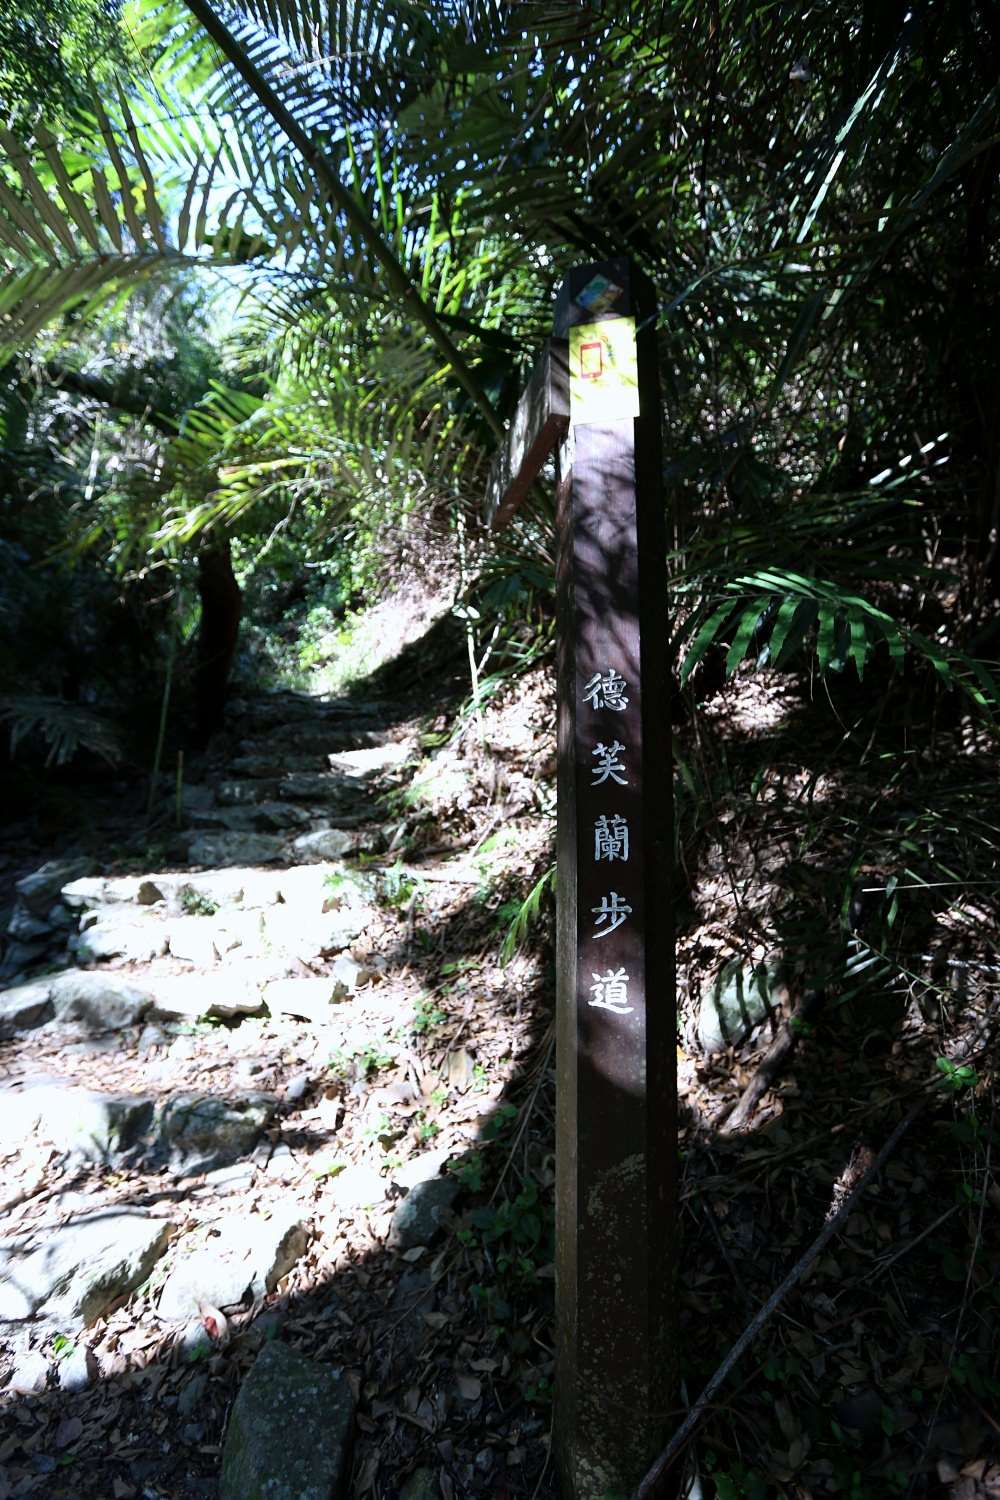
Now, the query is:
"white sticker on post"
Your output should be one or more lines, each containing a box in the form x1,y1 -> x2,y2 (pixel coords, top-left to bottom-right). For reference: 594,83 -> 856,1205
569,318 -> 640,424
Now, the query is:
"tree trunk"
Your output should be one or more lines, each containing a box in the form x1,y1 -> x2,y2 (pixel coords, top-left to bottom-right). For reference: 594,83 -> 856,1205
194,533 -> 242,740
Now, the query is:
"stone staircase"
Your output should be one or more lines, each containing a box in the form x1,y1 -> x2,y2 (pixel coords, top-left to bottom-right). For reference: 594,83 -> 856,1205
0,687 -> 465,1400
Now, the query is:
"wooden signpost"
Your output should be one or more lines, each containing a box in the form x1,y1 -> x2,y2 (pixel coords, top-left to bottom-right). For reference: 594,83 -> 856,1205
486,259 -> 676,1498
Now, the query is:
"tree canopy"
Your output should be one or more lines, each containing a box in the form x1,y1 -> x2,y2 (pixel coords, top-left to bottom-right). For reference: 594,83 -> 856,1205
0,0 -> 998,742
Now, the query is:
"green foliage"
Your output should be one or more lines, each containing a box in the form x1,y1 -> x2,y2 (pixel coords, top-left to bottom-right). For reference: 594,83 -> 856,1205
949,1352 -> 1000,1401
177,885 -> 218,917
377,860 -> 425,913
0,694 -> 122,768
0,0 -> 996,925
464,1176 -> 548,1266
480,1102 -> 519,1143
935,1057 -> 979,1092
448,1151 -> 484,1193
705,1462 -> 768,1500
328,1040 -> 395,1081
680,569 -> 1000,711
411,995 -> 447,1037
458,1170 -> 553,1346
0,0 -> 126,135
498,864 -> 555,964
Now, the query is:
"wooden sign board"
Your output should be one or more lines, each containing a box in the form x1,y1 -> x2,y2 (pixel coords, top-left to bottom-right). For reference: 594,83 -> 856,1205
487,258 -> 676,1499
484,339 -> 569,531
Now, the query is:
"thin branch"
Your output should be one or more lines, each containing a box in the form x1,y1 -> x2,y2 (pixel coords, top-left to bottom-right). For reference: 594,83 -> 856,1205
717,988 -> 823,1136
631,1095 -> 927,1500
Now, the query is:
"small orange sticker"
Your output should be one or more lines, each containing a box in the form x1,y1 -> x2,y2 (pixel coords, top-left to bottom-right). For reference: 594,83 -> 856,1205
579,341 -> 604,380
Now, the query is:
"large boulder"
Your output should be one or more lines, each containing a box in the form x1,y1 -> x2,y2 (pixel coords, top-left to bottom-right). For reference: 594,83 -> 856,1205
0,1077 -> 152,1163
151,1090 -> 275,1174
15,857 -> 93,917
219,1341 -> 355,1500
290,828 -> 357,862
0,980 -> 54,1037
389,1176 -> 460,1251
0,1210 -> 174,1328
157,1208 -> 307,1321
0,970 -> 152,1038
74,905 -> 168,964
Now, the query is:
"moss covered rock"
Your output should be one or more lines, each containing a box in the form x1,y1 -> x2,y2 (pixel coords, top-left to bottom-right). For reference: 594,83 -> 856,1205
219,1340 -> 355,1500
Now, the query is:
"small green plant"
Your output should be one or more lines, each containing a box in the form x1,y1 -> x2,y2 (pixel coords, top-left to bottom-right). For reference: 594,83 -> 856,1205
178,885 -> 219,917
363,1111 -> 397,1144
935,1056 -> 979,1091
52,1333 -> 76,1358
412,995 -> 446,1035
312,1159 -> 346,1181
499,864 -> 555,963
762,1355 -> 801,1385
322,870 -> 355,901
328,1041 -> 395,1079
950,1352 -> 1000,1400
702,1455 -> 768,1500
416,1112 -> 440,1143
378,859 -> 425,911
440,957 -> 479,977
523,1370 -> 553,1404
448,1151 -> 484,1191
931,1239 -> 976,1283
481,1102 -> 519,1142
465,1176 -> 548,1274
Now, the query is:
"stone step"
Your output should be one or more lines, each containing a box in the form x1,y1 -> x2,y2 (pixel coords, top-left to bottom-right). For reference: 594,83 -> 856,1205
187,802 -> 313,833
61,863 -> 374,914
0,1209 -> 175,1327
0,1075 -> 275,1174
187,832 -> 288,867
276,772 -> 359,803
326,741 -> 412,778
229,753 -> 323,778
215,779 -> 279,805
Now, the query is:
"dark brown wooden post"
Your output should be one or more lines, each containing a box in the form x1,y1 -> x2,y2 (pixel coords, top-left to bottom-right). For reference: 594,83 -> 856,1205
552,259 -> 675,1498
484,257 -> 675,1498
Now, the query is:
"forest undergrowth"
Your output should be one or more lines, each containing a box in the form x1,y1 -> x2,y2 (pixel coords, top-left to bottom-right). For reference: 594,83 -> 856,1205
0,585 -> 998,1500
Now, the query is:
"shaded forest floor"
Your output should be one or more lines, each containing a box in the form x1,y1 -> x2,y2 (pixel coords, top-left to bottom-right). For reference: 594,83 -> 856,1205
1,588 -> 999,1500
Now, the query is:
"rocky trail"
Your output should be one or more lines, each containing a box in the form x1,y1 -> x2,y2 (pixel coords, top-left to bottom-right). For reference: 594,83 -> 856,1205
0,616 -> 559,1500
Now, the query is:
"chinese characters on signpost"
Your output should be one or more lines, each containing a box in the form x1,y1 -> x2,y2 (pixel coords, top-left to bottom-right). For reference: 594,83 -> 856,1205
586,670 -> 635,1008
485,257 -> 675,1500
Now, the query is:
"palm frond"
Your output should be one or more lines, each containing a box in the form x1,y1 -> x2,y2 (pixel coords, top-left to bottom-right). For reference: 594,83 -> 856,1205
0,694 -> 123,767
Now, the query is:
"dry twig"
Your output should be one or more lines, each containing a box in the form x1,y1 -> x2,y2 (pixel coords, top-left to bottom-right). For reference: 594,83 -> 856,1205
717,989 -> 822,1136
631,1095 -> 927,1500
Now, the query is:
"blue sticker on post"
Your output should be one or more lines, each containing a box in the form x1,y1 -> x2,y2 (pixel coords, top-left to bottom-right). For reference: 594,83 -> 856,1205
574,273 -> 624,318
